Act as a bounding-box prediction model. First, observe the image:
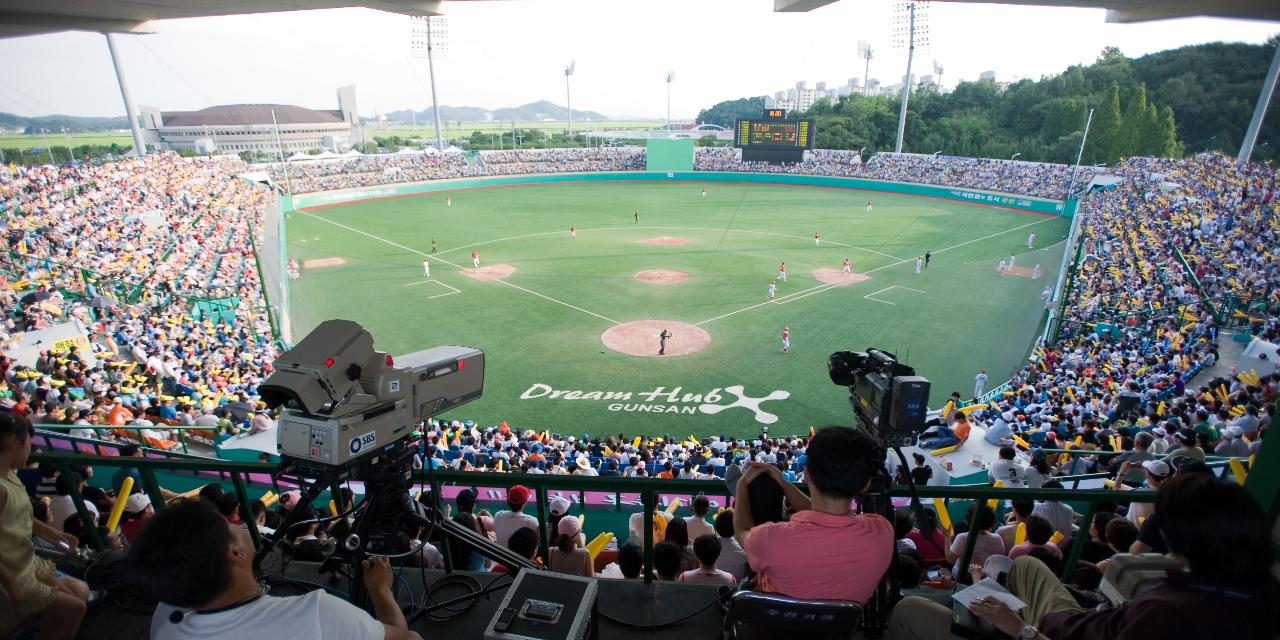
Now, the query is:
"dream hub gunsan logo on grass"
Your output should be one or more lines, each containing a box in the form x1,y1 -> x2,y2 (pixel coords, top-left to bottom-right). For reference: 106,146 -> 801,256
518,384 -> 791,424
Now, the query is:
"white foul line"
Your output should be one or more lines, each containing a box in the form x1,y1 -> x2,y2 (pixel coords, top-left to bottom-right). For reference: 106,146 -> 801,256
695,216 -> 1056,325
492,279 -> 620,324
297,209 -> 618,325
775,284 -> 838,305
404,279 -> 461,299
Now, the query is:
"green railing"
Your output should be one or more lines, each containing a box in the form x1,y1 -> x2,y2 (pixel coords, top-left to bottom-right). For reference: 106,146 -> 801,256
28,421 -> 1274,586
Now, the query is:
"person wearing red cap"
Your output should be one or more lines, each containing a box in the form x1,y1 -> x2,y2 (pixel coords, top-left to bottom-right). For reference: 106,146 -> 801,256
492,485 -> 538,551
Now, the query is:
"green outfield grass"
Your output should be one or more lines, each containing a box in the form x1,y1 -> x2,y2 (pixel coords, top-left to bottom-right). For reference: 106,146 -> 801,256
284,181 -> 1069,440
0,132 -> 133,151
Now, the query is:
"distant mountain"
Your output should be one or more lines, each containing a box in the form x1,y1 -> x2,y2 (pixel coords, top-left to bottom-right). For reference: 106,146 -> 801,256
0,112 -> 129,134
382,101 -> 607,124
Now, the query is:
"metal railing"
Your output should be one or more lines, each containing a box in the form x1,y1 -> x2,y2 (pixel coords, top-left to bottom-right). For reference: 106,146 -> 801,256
27,425 -> 1272,586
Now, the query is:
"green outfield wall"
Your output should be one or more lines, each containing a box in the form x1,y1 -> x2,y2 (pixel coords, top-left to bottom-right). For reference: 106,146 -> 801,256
287,171 -> 1074,216
645,139 -> 695,171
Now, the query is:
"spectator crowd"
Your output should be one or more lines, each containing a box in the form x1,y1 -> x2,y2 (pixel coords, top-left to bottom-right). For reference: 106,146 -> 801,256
0,146 -> 1277,640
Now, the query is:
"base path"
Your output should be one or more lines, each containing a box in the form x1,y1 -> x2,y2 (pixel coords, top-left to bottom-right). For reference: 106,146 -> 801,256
461,264 -> 517,281
634,269 -> 689,285
602,320 -> 711,357
812,268 -> 871,287
637,236 -> 692,246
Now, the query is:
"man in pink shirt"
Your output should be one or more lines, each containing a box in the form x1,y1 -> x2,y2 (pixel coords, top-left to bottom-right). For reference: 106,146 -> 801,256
734,426 -> 893,603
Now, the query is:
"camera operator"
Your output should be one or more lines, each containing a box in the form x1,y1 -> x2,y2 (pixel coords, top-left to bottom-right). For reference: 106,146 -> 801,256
733,425 -> 893,603
130,499 -> 421,640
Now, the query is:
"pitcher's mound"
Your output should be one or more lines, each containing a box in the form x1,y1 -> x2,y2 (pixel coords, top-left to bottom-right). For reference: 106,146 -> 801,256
602,320 -> 710,357
637,236 -> 692,246
462,264 -> 516,281
634,269 -> 689,285
303,257 -> 346,269
812,268 -> 871,286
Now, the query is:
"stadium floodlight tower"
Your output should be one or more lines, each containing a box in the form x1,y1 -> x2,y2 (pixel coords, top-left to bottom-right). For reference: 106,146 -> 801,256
666,71 -> 675,131
858,41 -> 874,97
410,14 -> 449,151
891,1 -> 929,153
565,61 -> 576,139
932,60 -> 944,91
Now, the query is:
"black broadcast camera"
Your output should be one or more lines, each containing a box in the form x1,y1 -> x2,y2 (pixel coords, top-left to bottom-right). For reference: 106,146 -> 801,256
828,348 -> 930,447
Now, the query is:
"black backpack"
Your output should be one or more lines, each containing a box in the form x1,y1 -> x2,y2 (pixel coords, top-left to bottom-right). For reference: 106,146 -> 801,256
85,549 -> 158,609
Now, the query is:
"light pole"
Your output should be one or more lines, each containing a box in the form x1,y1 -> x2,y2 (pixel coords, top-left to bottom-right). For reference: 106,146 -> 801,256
1064,107 -> 1095,201
410,15 -> 448,152
565,61 -> 576,141
61,128 -> 74,164
892,1 -> 928,153
39,128 -> 56,165
858,41 -> 874,97
666,71 -> 675,131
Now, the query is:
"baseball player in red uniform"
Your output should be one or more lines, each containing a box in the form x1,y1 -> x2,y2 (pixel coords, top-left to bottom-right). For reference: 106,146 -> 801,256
842,258 -> 852,274
570,225 -> 576,238
777,262 -> 787,282
814,232 -> 821,247
781,326 -> 790,353
472,251 -> 480,269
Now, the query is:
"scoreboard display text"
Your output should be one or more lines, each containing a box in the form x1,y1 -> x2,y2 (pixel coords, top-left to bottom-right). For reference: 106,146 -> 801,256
734,118 -> 815,149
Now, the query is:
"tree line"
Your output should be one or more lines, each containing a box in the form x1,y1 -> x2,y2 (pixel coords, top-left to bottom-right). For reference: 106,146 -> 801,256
697,39 -> 1279,164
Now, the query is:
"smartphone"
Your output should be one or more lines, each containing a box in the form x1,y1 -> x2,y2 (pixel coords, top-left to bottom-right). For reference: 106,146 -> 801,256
926,568 -> 942,581
494,607 -> 516,632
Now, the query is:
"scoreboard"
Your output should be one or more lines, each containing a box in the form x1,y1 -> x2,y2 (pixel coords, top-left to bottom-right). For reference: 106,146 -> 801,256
734,117 -> 815,150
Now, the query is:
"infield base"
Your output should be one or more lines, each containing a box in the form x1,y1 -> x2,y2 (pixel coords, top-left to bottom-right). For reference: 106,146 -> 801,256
602,320 -> 710,357
812,268 -> 871,286
637,236 -> 692,246
462,264 -> 517,281
1001,265 -> 1041,279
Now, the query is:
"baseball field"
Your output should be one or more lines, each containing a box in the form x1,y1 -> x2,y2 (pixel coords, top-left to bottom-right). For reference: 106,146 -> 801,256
284,180 -> 1070,440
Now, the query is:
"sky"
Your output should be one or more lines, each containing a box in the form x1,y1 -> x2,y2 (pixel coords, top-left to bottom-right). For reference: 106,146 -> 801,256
0,0 -> 1275,121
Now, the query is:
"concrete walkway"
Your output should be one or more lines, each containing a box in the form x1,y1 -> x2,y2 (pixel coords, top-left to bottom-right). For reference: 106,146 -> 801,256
1196,330 -> 1252,383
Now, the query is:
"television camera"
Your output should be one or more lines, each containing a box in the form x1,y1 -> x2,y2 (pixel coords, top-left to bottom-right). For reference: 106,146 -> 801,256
828,348 -> 931,637
828,348 -> 930,447
253,320 -> 532,609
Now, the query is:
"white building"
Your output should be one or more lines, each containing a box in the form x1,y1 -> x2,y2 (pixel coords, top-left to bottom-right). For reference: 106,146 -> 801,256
139,85 -> 361,155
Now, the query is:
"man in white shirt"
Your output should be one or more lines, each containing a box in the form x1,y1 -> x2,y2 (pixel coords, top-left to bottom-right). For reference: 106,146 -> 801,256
491,485 -> 539,550
988,446 -> 1027,488
1031,480 -> 1077,535
684,495 -> 715,539
133,499 -> 419,640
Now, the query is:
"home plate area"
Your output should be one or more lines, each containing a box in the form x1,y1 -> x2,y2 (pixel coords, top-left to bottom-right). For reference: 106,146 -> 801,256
601,320 -> 711,357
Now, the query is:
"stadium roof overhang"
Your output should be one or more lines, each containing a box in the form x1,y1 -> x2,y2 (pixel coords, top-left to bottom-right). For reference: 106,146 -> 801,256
0,0 -> 500,38
773,0 -> 1280,24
